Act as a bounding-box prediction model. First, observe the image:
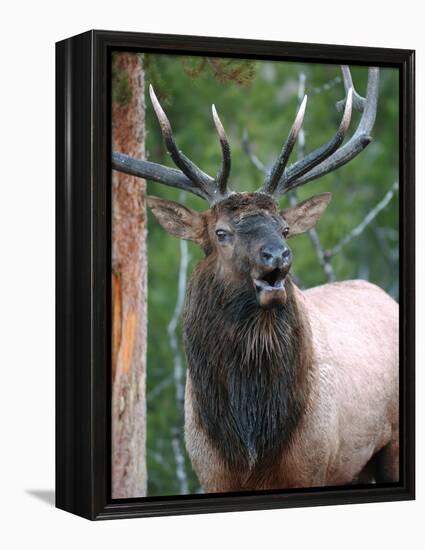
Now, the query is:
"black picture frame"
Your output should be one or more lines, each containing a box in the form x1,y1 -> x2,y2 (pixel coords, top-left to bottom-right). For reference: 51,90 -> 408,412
56,29 -> 415,520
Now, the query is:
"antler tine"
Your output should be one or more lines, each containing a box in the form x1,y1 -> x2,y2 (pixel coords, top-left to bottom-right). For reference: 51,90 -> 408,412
212,104 -> 231,196
272,87 -> 353,197
149,85 -> 216,197
111,151 -> 211,201
261,95 -> 308,195
113,86 -> 233,206
279,67 -> 379,194
336,66 -> 366,113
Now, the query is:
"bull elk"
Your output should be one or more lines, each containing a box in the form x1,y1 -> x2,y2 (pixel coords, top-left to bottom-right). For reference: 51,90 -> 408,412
112,66 -> 399,492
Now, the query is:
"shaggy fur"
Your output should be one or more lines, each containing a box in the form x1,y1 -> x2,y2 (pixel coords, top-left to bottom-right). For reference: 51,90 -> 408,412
184,261 -> 313,475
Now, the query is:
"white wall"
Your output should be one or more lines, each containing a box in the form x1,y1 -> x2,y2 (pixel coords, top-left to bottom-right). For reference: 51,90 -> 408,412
0,1 -> 422,548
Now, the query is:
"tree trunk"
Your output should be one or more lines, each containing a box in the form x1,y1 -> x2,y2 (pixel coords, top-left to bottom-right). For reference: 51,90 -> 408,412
111,53 -> 147,498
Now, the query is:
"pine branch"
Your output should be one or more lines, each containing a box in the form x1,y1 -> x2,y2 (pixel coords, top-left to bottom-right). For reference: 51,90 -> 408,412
147,374 -> 173,403
242,130 -> 268,174
328,182 -> 399,258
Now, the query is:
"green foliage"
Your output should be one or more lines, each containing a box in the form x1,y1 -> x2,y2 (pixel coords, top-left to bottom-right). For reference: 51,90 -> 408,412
180,56 -> 256,86
141,55 -> 399,496
145,55 -> 256,106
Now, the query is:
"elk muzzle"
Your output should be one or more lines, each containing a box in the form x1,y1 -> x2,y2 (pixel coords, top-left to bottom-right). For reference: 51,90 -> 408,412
252,241 -> 292,308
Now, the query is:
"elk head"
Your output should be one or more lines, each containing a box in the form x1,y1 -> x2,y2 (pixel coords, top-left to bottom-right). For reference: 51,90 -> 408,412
147,192 -> 331,308
112,67 -> 379,308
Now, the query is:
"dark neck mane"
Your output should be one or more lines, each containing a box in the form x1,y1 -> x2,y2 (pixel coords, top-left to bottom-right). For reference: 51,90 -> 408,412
183,261 -> 313,472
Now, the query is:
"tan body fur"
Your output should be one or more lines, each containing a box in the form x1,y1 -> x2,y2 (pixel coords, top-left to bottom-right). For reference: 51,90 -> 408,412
185,279 -> 399,492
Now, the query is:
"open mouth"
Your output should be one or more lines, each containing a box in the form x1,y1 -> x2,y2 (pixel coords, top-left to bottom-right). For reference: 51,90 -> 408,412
252,268 -> 287,307
253,268 -> 285,292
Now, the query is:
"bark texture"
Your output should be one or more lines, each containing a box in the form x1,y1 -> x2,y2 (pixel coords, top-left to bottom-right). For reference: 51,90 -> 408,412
111,53 -> 147,498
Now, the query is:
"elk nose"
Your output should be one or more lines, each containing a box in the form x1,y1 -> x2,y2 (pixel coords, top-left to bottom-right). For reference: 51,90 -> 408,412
260,244 -> 291,268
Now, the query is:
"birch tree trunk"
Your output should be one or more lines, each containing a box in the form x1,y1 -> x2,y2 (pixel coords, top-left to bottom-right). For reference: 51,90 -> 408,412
111,53 -> 147,498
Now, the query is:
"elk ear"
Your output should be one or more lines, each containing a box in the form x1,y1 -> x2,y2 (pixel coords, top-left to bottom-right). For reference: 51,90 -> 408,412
280,193 -> 332,237
147,195 -> 207,246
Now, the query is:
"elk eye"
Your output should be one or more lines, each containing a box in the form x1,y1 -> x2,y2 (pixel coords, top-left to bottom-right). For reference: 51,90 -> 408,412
215,229 -> 228,242
282,227 -> 289,238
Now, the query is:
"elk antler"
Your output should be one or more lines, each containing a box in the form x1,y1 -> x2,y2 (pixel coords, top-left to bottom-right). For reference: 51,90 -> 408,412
112,67 -> 379,205
262,95 -> 308,195
112,85 -> 231,205
260,66 -> 379,198
212,104 -> 232,195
